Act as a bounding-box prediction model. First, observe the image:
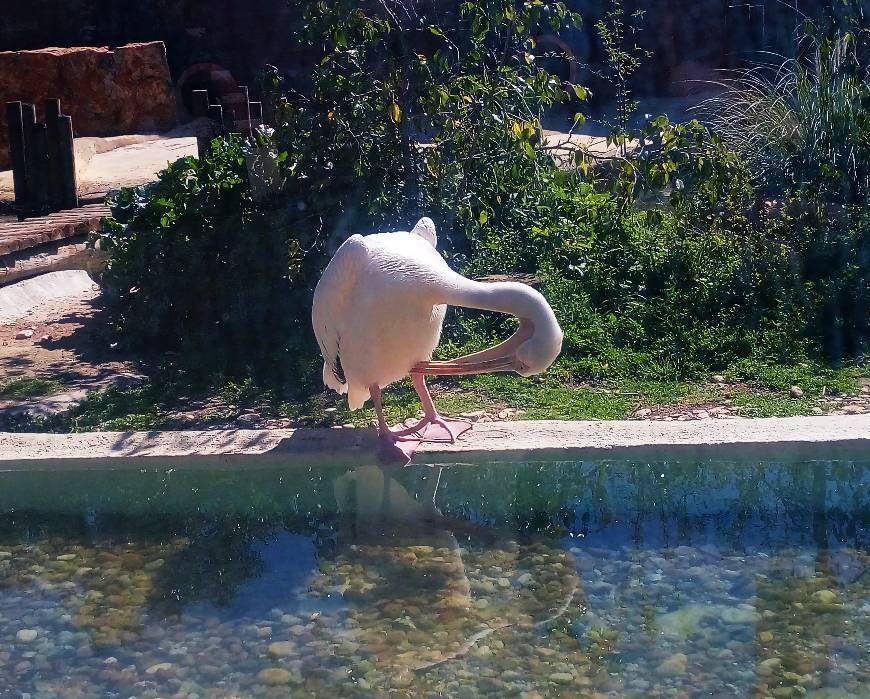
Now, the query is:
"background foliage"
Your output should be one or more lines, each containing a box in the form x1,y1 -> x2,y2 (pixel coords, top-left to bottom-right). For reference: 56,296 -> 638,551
99,0 -> 869,396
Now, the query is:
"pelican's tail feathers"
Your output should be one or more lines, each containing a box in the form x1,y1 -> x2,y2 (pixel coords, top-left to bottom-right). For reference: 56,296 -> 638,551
410,217 -> 437,247
323,362 -> 348,394
347,385 -> 370,411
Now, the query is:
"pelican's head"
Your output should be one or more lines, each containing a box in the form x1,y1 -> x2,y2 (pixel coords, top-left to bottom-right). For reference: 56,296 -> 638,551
412,282 -> 563,378
513,309 -> 563,377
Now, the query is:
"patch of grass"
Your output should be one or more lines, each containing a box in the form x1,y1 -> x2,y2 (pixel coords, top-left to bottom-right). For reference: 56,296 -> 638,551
63,375 -> 276,432
618,379 -> 717,406
279,381 -> 446,428
280,372 -> 637,425
14,355 -> 863,433
730,393 -> 816,418
65,386 -> 164,432
459,373 -> 633,420
0,377 -> 65,400
726,358 -> 860,396
221,378 -> 274,408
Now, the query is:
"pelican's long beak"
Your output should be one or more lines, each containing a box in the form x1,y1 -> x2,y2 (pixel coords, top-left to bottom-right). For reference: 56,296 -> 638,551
411,354 -> 515,376
412,319 -> 534,376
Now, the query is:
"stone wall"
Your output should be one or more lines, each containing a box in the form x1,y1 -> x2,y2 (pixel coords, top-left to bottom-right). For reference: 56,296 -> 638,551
0,42 -> 177,168
0,0 -> 304,96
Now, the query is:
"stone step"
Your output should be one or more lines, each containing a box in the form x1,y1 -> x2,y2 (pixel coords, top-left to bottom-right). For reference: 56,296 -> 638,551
0,204 -> 110,256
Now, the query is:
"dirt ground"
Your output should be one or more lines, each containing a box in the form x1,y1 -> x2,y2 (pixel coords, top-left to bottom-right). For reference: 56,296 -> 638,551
0,278 -> 298,429
0,281 -> 140,411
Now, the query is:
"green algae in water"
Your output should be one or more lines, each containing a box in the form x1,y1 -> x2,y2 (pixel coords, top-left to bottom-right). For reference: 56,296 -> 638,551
0,459 -> 867,697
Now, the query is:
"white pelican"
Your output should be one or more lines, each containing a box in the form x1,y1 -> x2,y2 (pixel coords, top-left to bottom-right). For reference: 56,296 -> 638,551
312,217 -> 563,457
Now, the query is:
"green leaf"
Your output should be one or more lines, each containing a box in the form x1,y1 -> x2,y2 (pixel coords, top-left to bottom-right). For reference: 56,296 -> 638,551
479,210 -> 488,225
389,103 -> 402,123
572,84 -> 588,101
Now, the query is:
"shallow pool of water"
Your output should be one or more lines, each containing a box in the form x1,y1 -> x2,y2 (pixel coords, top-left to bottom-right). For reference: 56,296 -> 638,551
0,459 -> 867,698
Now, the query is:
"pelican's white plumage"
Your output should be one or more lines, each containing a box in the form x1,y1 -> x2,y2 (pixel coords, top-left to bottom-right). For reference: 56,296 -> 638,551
312,217 -> 563,453
312,218 -> 448,410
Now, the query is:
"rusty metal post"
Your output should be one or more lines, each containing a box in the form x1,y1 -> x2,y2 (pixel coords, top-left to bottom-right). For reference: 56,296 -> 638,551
224,104 -> 237,132
5,101 -> 29,220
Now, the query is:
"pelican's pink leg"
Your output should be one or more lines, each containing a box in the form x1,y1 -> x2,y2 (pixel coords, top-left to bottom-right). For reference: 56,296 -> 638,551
390,374 -> 471,444
370,384 -> 391,436
370,384 -> 411,463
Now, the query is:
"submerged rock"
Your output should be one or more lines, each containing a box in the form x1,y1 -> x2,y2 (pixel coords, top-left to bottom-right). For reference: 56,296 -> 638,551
811,589 -> 838,605
549,672 -> 575,684
267,641 -> 296,658
758,658 -> 782,676
145,662 -> 175,675
257,667 -> 296,685
716,605 -> 760,624
658,605 -> 708,638
656,653 -> 688,676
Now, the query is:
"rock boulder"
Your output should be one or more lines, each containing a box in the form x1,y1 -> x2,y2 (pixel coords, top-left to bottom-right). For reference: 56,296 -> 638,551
0,42 -> 177,168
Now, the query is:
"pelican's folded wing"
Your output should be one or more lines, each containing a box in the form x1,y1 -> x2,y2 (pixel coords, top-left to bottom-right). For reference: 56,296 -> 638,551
311,234 -> 371,393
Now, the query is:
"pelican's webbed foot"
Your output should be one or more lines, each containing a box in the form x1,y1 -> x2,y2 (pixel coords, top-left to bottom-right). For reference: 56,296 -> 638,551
390,415 -> 472,444
377,433 -> 413,465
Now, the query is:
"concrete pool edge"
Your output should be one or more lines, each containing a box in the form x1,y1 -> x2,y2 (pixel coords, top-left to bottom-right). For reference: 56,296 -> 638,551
0,415 -> 868,469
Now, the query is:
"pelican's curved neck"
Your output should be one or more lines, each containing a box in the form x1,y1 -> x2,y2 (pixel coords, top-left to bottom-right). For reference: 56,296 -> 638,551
414,271 -> 563,376
440,275 -> 556,327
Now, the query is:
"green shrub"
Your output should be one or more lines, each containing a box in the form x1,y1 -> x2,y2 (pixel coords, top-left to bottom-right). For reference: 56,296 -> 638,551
778,203 -> 870,359
276,0 -> 582,246
101,1 -> 582,388
446,173 -> 807,380
99,137 -> 321,387
699,20 -> 870,205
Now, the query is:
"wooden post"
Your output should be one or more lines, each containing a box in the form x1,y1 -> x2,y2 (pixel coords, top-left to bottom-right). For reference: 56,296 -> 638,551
239,85 -> 252,137
193,89 -> 212,158
56,115 -> 79,209
20,103 -> 43,217
224,104 -> 236,127
249,101 -> 263,128
191,89 -> 210,118
27,121 -> 50,215
44,98 -> 63,211
207,103 -> 224,129
5,101 -> 29,220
